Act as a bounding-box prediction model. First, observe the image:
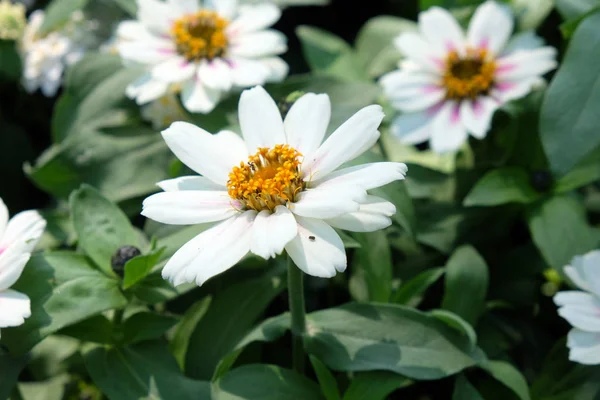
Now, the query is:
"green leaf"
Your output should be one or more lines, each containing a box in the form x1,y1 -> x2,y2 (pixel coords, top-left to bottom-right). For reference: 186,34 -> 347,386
0,40 -> 22,81
123,248 -> 165,289
463,167 -> 540,207
59,314 -> 113,344
310,355 -> 341,400
442,245 -> 489,326
343,371 -> 411,400
512,0 -> 554,30
169,297 -> 212,369
392,267 -> 444,306
120,312 -> 178,345
354,16 -> 416,78
483,360 -> 531,400
540,10 -> 600,176
429,309 -> 478,349
186,274 -> 286,379
213,364 -> 323,400
0,352 -> 28,399
526,195 -> 598,271
39,0 -> 89,36
296,26 -> 367,81
0,252 -> 127,354
84,341 -> 211,400
110,0 -> 137,15
19,374 -> 70,400
70,185 -> 138,274
554,145 -> 600,193
304,303 -> 480,380
453,375 -> 485,400
351,231 -> 392,302
556,0 -> 600,19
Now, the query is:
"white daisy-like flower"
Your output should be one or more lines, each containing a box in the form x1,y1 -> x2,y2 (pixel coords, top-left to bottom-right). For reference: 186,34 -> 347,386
19,10 -> 95,97
0,199 -> 46,337
117,0 -> 288,114
141,86 -> 407,285
380,1 -> 557,153
554,250 -> 600,365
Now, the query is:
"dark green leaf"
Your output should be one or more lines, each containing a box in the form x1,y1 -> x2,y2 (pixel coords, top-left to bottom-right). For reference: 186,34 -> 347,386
0,40 -> 22,81
0,252 -> 127,354
310,355 -> 341,400
540,10 -> 600,176
351,231 -> 392,302
483,360 -> 531,400
463,167 -> 540,207
110,0 -> 137,15
169,297 -> 212,369
453,374 -> 485,400
556,0 -> 600,19
343,371 -> 411,400
84,341 -> 211,400
392,267 -> 444,306
304,303 -> 480,380
70,185 -> 138,274
39,0 -> 88,36
59,314 -> 113,344
120,312 -> 178,345
123,248 -> 165,289
442,246 -> 489,325
554,145 -> 600,193
0,352 -> 28,399
213,364 -> 323,400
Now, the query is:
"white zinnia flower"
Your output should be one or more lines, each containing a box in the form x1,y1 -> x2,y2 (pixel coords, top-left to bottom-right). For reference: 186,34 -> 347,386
380,1 -> 557,153
142,86 -> 407,286
19,10 -> 95,97
554,250 -> 600,365
0,199 -> 46,337
117,0 -> 288,114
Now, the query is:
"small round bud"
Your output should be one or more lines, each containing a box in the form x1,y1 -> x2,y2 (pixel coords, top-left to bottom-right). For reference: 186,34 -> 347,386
529,170 -> 553,193
278,91 -> 306,119
0,0 -> 26,41
111,245 -> 141,277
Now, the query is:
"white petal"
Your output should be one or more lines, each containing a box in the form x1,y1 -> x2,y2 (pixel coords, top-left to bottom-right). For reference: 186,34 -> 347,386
491,77 -> 539,103
467,1 -> 514,55
495,47 -> 557,82
390,87 -> 446,113
380,69 -> 441,98
206,0 -> 238,18
460,97 -> 499,139
152,56 -> 195,83
250,206 -> 297,259
181,79 -> 221,113
230,30 -> 287,58
291,189 -> 361,219
0,248 -> 30,291
567,329 -> 600,365
199,59 -> 233,91
312,162 -> 407,192
162,210 -> 256,286
227,3 -> 281,35
126,74 -> 170,104
157,176 -> 226,191
285,217 -> 346,278
1,210 -> 46,253
555,291 -> 600,332
137,0 -> 181,34
419,7 -> 465,54
0,199 -> 8,239
228,57 -> 271,87
325,195 -> 395,232
284,93 -> 331,158
430,101 -> 467,153
303,105 -> 384,179
261,57 -> 289,82
390,110 -> 435,145
239,86 -> 286,152
162,123 -> 248,185
394,32 -> 444,72
580,250 -> 600,297
0,289 -> 31,328
118,39 -> 176,64
167,0 -> 199,13
116,21 -> 156,41
141,191 -> 239,225
564,264 -> 589,292
502,31 -> 544,55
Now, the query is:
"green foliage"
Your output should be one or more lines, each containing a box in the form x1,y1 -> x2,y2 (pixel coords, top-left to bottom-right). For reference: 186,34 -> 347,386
38,0 -> 89,36
463,167 -> 541,206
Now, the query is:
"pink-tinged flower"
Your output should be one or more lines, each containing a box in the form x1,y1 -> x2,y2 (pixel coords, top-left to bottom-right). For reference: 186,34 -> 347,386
0,199 -> 46,337
116,0 -> 288,114
380,1 -> 557,153
141,86 -> 407,286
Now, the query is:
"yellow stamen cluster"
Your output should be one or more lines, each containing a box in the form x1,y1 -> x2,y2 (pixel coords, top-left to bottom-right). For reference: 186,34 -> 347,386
443,49 -> 496,100
171,10 -> 228,62
227,145 -> 305,212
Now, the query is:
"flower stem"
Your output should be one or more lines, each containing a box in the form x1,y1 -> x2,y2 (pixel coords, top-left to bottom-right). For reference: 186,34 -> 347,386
287,254 -> 306,374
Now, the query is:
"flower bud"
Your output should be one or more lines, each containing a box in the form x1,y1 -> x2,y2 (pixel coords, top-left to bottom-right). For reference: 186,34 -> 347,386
529,170 -> 553,193
110,245 -> 141,277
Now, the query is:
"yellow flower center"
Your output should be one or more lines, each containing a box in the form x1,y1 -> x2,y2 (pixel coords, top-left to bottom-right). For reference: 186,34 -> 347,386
171,10 -> 229,62
227,145 -> 305,212
443,49 -> 496,100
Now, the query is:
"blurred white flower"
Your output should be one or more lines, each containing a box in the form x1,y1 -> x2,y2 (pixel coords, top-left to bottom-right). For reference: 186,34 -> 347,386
117,0 -> 288,114
554,250 -> 600,365
0,199 -> 46,337
19,10 -> 96,97
0,0 -> 26,40
141,86 -> 407,286
141,92 -> 187,129
380,1 -> 557,154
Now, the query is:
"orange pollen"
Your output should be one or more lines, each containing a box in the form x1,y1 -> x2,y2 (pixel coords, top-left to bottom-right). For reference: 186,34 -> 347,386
443,48 -> 496,100
227,145 -> 305,212
171,10 -> 229,62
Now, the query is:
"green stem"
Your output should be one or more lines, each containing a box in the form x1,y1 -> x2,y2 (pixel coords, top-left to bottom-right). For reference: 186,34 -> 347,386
287,255 -> 306,374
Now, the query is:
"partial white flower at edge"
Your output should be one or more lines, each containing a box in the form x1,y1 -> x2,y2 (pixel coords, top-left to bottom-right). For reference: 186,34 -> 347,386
380,1 -> 557,154
19,10 -> 96,97
141,86 -> 407,286
554,250 -> 600,365
117,0 -> 289,114
0,199 -> 46,338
